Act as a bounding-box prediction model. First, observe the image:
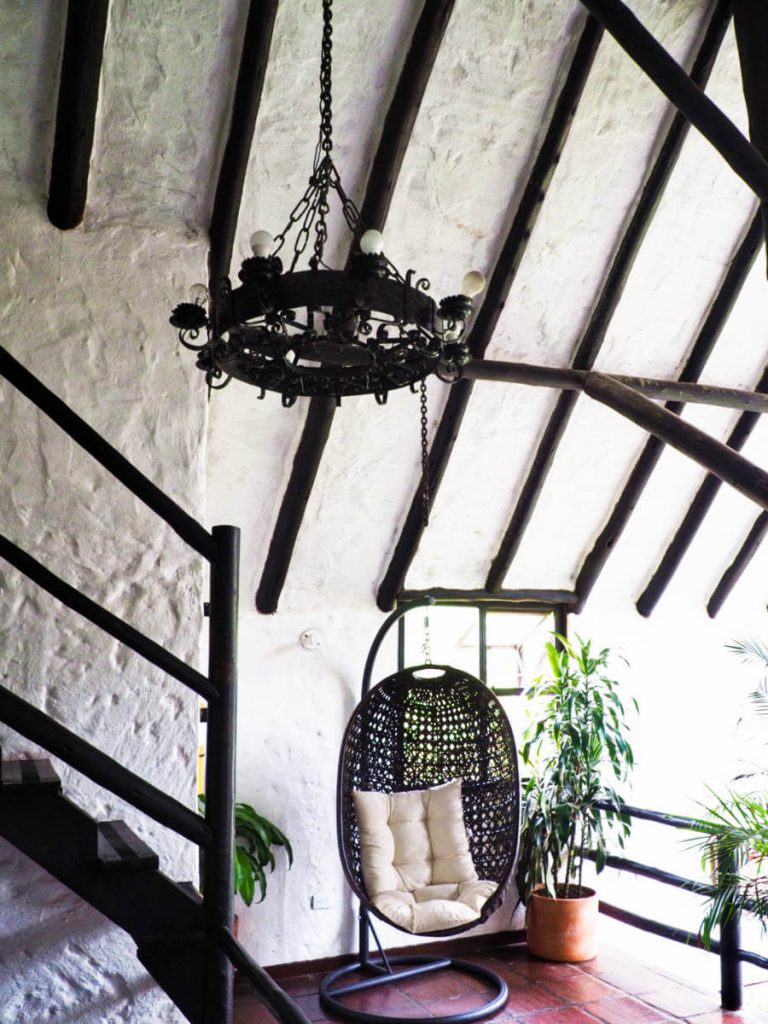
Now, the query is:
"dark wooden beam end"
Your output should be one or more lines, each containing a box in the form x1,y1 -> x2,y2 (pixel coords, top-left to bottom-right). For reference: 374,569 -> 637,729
47,0 -> 110,230
637,361 -> 768,617
208,0 -> 279,291
707,511 -> 768,617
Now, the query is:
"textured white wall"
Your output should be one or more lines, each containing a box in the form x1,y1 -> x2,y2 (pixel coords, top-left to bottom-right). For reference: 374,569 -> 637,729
0,205 -> 208,1023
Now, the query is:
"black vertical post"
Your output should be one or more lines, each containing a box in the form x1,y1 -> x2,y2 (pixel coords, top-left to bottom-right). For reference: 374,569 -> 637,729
719,849 -> 743,1010
478,607 -> 488,683
554,604 -> 568,649
204,525 -> 240,1024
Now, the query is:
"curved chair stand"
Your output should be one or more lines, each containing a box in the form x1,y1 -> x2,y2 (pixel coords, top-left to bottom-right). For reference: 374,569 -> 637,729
323,603 -> 520,1023
320,930 -> 508,1024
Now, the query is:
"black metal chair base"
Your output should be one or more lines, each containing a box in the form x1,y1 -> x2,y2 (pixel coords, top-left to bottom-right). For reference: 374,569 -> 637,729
320,955 -> 508,1024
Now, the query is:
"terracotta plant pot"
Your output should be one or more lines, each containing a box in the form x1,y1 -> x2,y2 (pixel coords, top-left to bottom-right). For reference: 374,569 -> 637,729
526,885 -> 598,962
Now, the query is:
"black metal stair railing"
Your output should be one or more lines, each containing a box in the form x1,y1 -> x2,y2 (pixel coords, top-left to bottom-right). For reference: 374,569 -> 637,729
0,344 -> 307,1024
588,799 -> 768,1012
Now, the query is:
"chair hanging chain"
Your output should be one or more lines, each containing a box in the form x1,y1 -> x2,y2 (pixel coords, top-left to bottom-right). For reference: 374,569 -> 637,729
421,611 -> 432,665
420,378 -> 430,527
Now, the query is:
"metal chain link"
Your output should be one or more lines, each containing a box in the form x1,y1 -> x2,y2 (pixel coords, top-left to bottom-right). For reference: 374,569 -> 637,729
421,611 -> 432,665
319,0 -> 333,154
420,378 -> 430,527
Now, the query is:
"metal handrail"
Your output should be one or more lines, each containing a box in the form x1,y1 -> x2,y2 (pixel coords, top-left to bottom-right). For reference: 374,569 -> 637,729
218,926 -> 312,1024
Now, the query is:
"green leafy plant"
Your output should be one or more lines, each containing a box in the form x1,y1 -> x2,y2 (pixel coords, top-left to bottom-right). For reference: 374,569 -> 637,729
516,635 -> 636,904
199,795 -> 293,906
691,789 -> 768,947
689,638 -> 768,945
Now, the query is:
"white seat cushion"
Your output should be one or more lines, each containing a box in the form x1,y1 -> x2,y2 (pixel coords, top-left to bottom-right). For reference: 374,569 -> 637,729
372,880 -> 498,934
352,779 -> 497,933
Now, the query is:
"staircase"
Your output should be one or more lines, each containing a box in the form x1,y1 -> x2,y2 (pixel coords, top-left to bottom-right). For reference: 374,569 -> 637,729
0,345 -> 309,1024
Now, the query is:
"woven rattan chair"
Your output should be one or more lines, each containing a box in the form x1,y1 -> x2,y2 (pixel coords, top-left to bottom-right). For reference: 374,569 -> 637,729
321,662 -> 520,1024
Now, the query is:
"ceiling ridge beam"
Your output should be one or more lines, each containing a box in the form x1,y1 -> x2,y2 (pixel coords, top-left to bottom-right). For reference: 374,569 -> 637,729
256,0 -> 456,614
47,0 -> 110,230
733,0 -> 768,273
583,373 -> 768,511
484,0 -> 730,594
707,510 -> 768,616
580,0 -> 768,201
636,360 -> 768,617
207,0 -> 279,291
376,14 -> 604,612
573,209 -> 763,613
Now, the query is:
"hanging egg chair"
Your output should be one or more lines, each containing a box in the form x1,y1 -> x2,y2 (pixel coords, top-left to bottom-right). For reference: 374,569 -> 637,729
321,646 -> 520,1024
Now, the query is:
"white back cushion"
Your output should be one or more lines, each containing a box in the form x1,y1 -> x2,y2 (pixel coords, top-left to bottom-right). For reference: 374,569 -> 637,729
353,779 -> 477,897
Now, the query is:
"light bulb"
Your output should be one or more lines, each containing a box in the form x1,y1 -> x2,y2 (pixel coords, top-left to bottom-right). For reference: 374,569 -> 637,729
250,230 -> 274,257
438,312 -> 462,342
461,270 -> 486,298
189,283 -> 208,306
360,229 -> 384,255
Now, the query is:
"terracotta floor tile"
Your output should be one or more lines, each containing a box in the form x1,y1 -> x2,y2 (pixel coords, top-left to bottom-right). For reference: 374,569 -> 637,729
590,965 -> 684,997
541,975 -> 622,1003
640,987 -> 721,1019
686,1011 -> 768,1023
503,980 -> 569,1014
498,957 -> 583,983
511,1007 -> 602,1023
294,993 -> 327,1021
400,970 -> 475,1002
280,973 -> 325,996
422,990 -> 509,1018
583,995 -> 672,1024
338,984 -> 427,1017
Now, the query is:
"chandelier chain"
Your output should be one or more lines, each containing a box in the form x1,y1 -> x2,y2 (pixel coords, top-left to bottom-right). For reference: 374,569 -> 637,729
319,0 -> 334,154
420,378 -> 430,527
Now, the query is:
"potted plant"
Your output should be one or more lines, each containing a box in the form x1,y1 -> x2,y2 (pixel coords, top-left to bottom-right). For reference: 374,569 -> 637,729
516,635 -> 636,961
199,795 -> 293,907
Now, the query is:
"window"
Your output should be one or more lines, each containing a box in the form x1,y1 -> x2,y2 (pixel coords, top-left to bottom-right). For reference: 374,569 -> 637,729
398,602 -> 561,737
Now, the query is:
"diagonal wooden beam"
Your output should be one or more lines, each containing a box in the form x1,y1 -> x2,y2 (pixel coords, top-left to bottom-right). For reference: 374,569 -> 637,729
463,351 -> 768,413
707,510 -> 768,616
579,0 -> 768,201
375,15 -> 604,612
733,0 -> 768,273
636,362 -> 768,616
573,210 -> 763,612
484,1 -> 731,593
582,373 -> 768,510
47,0 -> 109,230
256,0 -> 456,614
208,0 -> 279,291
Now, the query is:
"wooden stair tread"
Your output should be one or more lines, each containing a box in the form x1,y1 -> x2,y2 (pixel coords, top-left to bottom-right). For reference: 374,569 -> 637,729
97,820 -> 159,872
1,757 -> 61,794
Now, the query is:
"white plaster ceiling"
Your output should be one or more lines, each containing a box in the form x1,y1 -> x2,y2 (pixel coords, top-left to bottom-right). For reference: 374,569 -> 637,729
4,0 -> 766,618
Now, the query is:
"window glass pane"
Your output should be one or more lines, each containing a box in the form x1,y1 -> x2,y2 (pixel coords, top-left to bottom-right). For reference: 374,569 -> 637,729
403,606 -> 479,677
486,610 -> 554,739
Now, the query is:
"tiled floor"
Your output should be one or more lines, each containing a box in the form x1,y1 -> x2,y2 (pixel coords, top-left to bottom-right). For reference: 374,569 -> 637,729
234,942 -> 768,1024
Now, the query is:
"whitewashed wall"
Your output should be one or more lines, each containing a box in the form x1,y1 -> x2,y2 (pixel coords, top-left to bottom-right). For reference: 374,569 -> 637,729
0,205 -> 208,1023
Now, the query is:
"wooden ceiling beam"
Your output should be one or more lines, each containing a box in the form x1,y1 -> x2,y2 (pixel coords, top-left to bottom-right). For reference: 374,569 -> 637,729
574,211 -> 763,612
580,0 -> 768,201
207,0 -> 279,292
583,373 -> 768,511
637,362 -> 768,617
47,0 -> 109,230
484,1 -> 730,594
376,15 -> 604,612
463,352 -> 768,413
707,511 -> 768,617
733,0 -> 768,273
256,0 -> 456,614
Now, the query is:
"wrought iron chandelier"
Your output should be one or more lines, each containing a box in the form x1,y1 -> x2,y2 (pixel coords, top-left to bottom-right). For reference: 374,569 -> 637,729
170,0 -> 485,407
